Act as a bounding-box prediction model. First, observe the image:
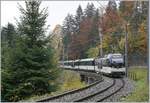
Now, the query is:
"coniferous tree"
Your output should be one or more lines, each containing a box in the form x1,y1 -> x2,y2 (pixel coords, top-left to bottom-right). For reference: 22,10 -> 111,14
1,24 -> 19,102
106,0 -> 117,12
90,9 -> 99,47
1,23 -> 16,70
74,5 -> 84,34
2,0 -> 59,101
84,3 -> 95,18
1,23 -> 16,47
130,1 -> 143,35
62,14 -> 76,59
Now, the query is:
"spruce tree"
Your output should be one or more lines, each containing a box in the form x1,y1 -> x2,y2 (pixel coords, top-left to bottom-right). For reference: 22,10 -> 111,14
62,14 -> 76,59
90,9 -> 99,47
84,3 -> 96,18
2,0 -> 59,101
1,23 -> 17,101
75,5 -> 83,34
1,23 -> 16,48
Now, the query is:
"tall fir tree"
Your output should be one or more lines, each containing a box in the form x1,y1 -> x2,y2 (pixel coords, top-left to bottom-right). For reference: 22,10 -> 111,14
1,23 -> 17,70
2,0 -> 59,101
106,0 -> 117,12
74,5 -> 84,34
62,14 -> 76,60
90,9 -> 99,47
1,23 -> 16,47
1,24 -> 17,101
84,3 -> 96,18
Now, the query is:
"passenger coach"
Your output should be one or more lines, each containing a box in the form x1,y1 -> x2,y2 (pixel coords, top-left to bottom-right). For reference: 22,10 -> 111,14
59,53 -> 126,76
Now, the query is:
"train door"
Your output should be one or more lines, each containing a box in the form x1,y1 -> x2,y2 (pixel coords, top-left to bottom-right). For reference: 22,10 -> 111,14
98,59 -> 102,69
92,59 -> 95,71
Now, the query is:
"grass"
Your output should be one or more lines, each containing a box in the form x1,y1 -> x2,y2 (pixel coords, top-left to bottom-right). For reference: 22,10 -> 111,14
58,70 -> 86,91
21,70 -> 86,102
121,67 -> 149,102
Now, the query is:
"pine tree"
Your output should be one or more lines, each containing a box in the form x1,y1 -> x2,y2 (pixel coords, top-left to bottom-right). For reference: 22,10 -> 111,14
1,23 -> 16,48
90,9 -> 99,47
84,3 -> 96,18
1,23 -> 16,71
62,14 -> 76,60
1,24 -> 18,101
106,0 -> 117,12
74,5 -> 84,34
2,0 -> 59,101
130,1 -> 143,35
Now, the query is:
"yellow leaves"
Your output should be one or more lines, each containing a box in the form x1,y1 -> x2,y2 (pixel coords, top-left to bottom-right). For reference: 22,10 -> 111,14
103,35 -> 111,46
119,37 -> 125,51
137,22 -> 147,54
86,47 -> 99,58
139,21 -> 147,34
60,70 -> 86,91
127,25 -> 147,54
102,34 -> 112,51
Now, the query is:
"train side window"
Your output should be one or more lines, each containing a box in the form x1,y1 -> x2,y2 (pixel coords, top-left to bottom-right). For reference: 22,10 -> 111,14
92,60 -> 95,66
78,62 -> 80,65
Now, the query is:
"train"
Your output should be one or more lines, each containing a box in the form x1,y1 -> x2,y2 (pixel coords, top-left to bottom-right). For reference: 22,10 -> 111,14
102,53 -> 125,68
59,53 -> 126,76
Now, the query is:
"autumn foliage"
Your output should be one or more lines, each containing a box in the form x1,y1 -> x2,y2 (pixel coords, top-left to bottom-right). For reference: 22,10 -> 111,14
62,1 -> 148,65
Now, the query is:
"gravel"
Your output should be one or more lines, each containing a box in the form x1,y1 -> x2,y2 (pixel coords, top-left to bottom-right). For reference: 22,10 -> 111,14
46,77 -> 114,102
38,76 -> 135,102
80,78 -> 123,102
102,77 -> 135,102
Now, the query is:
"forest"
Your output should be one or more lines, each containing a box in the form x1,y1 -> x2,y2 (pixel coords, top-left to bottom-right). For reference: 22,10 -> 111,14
61,1 -> 148,66
1,0 -> 148,102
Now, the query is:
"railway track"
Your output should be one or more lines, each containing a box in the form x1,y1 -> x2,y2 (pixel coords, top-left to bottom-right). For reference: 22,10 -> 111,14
74,78 -> 125,102
97,79 -> 125,102
37,76 -> 103,102
37,77 -> 125,102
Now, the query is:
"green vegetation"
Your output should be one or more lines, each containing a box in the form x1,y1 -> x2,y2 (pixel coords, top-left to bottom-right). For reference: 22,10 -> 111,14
1,0 -> 148,102
1,0 -> 60,102
59,70 -> 86,91
86,47 -> 99,58
122,67 -> 149,102
21,70 -> 86,102
62,1 -> 148,62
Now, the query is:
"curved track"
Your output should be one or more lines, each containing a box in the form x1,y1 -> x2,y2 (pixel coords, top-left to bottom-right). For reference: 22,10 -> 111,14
97,79 -> 125,102
37,77 -> 125,102
37,77 -> 103,102
74,78 -> 125,102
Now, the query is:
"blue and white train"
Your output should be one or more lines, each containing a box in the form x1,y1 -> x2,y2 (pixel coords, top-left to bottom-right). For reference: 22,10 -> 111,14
59,53 -> 126,76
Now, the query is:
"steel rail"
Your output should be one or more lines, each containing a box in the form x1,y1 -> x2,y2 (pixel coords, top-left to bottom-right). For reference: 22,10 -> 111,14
74,78 -> 125,102
36,78 -> 103,102
74,79 -> 116,102
97,79 -> 125,102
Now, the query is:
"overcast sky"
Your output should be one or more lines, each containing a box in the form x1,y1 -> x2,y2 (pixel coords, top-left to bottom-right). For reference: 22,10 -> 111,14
1,1 -> 109,32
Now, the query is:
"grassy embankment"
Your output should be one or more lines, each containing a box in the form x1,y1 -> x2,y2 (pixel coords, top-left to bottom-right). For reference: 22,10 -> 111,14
121,67 -> 149,102
22,70 -> 86,102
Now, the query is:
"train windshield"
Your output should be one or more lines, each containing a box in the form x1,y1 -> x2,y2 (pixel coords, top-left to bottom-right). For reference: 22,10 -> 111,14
112,55 -> 122,59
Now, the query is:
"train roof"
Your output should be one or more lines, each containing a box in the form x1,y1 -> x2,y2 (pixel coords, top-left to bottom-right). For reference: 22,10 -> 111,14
107,53 -> 122,56
79,58 -> 95,62
60,60 -> 74,63
61,58 -> 95,63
